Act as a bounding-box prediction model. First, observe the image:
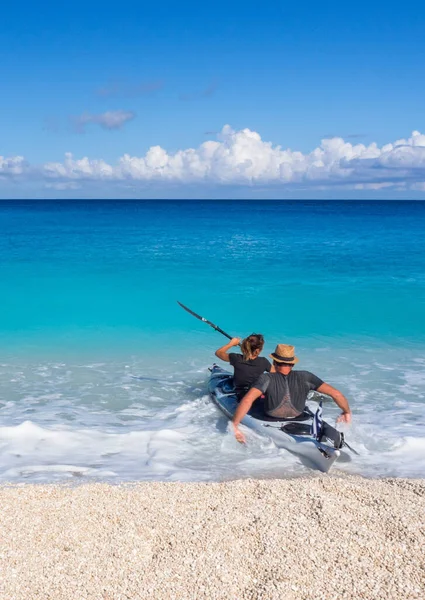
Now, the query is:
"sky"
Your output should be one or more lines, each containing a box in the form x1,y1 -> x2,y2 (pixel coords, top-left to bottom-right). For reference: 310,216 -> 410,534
1,0 -> 425,199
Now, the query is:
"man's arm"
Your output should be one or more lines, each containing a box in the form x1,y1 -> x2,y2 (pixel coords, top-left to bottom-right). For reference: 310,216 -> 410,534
215,337 -> 241,362
317,383 -> 352,423
232,387 -> 263,443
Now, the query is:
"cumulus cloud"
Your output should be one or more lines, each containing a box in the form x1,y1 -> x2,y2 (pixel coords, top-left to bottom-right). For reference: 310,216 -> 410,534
0,155 -> 27,177
71,110 -> 136,133
44,181 -> 81,191
42,126 -> 425,190
3,126 -> 425,193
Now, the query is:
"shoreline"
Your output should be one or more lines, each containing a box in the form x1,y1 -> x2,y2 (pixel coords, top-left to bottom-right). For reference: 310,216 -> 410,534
1,473 -> 424,599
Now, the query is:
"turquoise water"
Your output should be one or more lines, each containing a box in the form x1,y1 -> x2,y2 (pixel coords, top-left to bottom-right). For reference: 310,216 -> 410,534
1,200 -> 424,481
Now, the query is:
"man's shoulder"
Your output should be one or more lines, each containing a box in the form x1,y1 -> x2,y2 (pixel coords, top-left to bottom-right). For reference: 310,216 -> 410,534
292,370 -> 324,388
253,371 -> 271,388
293,370 -> 320,380
257,371 -> 271,380
293,370 -> 316,376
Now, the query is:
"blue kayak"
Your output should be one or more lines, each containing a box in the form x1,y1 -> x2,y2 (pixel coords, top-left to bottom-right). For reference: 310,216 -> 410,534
208,365 -> 346,473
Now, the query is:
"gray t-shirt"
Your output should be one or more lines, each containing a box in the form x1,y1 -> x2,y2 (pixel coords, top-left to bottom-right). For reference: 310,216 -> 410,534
253,371 -> 324,417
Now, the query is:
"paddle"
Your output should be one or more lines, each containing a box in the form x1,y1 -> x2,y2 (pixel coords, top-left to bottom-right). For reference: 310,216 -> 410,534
177,301 -> 237,342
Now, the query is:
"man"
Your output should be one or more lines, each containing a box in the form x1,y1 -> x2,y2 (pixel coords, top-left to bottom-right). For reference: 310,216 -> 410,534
232,344 -> 352,444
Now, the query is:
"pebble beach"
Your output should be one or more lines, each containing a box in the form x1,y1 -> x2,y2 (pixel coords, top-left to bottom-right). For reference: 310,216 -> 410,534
1,474 -> 424,600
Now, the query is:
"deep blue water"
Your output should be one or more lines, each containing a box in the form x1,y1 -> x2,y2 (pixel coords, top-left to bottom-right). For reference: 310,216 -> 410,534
0,200 -> 424,481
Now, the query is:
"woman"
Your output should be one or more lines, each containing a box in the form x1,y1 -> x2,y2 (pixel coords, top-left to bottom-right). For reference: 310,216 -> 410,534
215,333 -> 273,399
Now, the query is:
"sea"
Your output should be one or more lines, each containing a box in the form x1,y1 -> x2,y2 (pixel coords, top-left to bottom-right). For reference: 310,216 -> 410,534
1,200 -> 424,483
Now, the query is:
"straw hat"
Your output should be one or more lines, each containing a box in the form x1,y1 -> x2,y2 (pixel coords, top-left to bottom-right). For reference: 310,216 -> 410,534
270,344 -> 299,365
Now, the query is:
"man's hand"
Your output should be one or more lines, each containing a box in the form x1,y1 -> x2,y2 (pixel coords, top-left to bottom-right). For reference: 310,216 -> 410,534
337,411 -> 352,424
233,424 -> 246,444
229,337 -> 241,347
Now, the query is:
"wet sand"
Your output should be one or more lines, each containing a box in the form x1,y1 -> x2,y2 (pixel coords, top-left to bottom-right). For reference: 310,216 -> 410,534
1,474 -> 424,600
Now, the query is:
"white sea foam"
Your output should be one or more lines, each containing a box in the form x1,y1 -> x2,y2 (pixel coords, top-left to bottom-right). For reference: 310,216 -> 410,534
0,348 -> 424,482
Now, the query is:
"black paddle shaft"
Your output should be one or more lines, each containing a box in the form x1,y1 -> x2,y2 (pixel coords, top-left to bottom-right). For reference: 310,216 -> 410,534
177,301 -> 235,342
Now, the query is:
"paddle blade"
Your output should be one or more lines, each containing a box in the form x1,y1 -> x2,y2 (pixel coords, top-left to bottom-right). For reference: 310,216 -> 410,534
177,301 -> 206,322
177,301 -> 234,341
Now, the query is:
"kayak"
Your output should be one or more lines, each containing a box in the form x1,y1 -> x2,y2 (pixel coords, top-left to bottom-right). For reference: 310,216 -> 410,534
208,365 -> 346,473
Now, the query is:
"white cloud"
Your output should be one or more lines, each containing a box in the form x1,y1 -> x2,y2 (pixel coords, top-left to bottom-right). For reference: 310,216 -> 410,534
44,181 -> 81,191
3,126 -> 425,193
72,110 -> 136,133
354,182 -> 397,191
0,155 -> 27,176
44,153 -> 114,179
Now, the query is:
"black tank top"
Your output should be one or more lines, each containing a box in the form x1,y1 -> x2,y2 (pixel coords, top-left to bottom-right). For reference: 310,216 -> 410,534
228,353 -> 272,398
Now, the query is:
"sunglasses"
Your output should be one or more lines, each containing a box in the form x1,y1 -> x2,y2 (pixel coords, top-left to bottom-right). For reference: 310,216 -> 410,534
274,361 -> 294,367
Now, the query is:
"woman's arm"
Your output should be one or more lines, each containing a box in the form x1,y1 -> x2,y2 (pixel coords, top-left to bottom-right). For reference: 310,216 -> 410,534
215,337 -> 241,362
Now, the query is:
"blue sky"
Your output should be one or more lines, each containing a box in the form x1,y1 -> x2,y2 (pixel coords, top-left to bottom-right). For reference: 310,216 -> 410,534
1,0 -> 425,198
